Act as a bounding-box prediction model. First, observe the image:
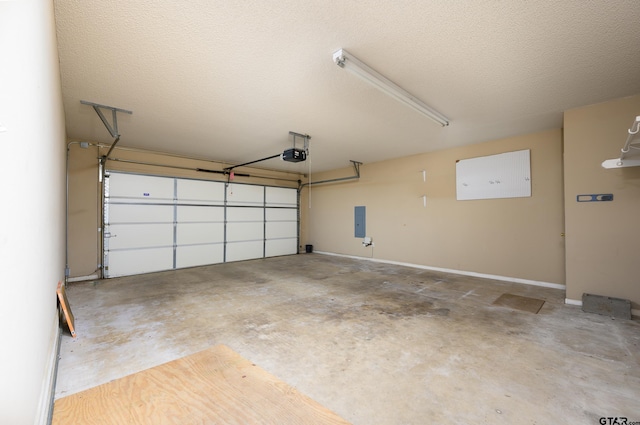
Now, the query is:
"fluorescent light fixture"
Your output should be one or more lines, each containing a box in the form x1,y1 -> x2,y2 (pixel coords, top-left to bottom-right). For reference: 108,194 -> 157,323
332,48 -> 449,127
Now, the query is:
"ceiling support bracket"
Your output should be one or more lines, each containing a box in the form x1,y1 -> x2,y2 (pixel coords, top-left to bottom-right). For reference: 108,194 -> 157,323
81,100 -> 133,165
289,131 -> 311,151
81,100 -> 132,139
300,160 -> 362,189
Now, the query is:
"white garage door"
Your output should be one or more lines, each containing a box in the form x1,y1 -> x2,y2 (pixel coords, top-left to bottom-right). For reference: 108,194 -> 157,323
265,186 -> 298,257
175,178 -> 226,269
103,172 -> 298,278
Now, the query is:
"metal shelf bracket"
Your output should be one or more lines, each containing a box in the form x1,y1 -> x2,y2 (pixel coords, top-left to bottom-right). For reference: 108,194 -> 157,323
602,116 -> 640,169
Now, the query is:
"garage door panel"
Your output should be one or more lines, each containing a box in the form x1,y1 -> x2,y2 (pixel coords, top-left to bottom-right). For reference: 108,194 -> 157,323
108,204 -> 174,223
177,205 -> 224,222
108,173 -> 174,202
266,222 -> 297,239
265,208 -> 297,221
107,223 -> 174,249
176,245 -> 224,268
226,241 -> 263,262
227,207 -> 263,222
227,184 -> 264,206
106,247 -> 173,277
176,179 -> 225,204
265,187 -> 296,207
176,223 -> 224,245
227,222 -> 263,242
265,239 -> 297,257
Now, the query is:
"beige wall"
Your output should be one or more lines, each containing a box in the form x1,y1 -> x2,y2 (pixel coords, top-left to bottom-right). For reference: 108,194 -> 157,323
67,95 -> 640,310
0,0 -> 67,423
67,144 -> 302,278
301,129 -> 565,285
564,94 -> 640,309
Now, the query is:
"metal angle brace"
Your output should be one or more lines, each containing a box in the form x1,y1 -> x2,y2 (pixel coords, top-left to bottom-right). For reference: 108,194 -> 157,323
300,160 -> 362,189
289,131 -> 311,150
81,100 -> 133,138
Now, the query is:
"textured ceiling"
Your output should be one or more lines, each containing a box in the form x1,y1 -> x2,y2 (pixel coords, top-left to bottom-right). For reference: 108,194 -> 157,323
54,0 -> 640,173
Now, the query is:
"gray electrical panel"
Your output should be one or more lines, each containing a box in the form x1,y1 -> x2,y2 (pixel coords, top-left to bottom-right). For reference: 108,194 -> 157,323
354,206 -> 366,238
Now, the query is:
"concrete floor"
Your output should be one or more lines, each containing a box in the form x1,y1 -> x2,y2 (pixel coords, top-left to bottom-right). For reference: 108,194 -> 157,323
55,254 -> 640,424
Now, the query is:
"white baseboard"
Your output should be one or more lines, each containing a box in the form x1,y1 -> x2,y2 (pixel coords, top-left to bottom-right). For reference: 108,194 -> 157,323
565,298 -> 640,318
34,310 -> 61,425
315,251 -> 566,290
67,274 -> 99,283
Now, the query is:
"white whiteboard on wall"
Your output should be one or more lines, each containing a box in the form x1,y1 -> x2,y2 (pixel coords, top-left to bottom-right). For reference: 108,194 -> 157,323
456,149 -> 531,200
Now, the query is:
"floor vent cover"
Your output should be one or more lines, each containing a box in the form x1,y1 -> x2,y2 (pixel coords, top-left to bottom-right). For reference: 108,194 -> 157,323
582,293 -> 631,319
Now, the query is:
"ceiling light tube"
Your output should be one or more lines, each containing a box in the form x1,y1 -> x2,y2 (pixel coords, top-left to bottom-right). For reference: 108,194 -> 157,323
332,48 -> 449,126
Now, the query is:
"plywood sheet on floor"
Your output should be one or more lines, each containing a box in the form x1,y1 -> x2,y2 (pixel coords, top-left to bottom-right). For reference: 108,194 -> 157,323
492,293 -> 545,314
52,344 -> 351,425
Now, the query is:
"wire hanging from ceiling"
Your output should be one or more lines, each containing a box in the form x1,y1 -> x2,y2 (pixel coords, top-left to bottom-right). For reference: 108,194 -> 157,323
308,138 -> 312,209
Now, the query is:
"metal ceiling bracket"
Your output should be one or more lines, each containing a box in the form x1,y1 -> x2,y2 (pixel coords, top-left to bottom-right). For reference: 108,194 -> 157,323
81,100 -> 132,138
289,131 -> 311,151
300,160 -> 362,189
351,160 -> 362,176
81,100 -> 133,167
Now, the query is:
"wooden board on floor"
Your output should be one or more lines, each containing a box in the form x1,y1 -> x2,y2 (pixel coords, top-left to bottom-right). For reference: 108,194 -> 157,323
52,344 -> 351,425
56,281 -> 76,338
492,293 -> 545,314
